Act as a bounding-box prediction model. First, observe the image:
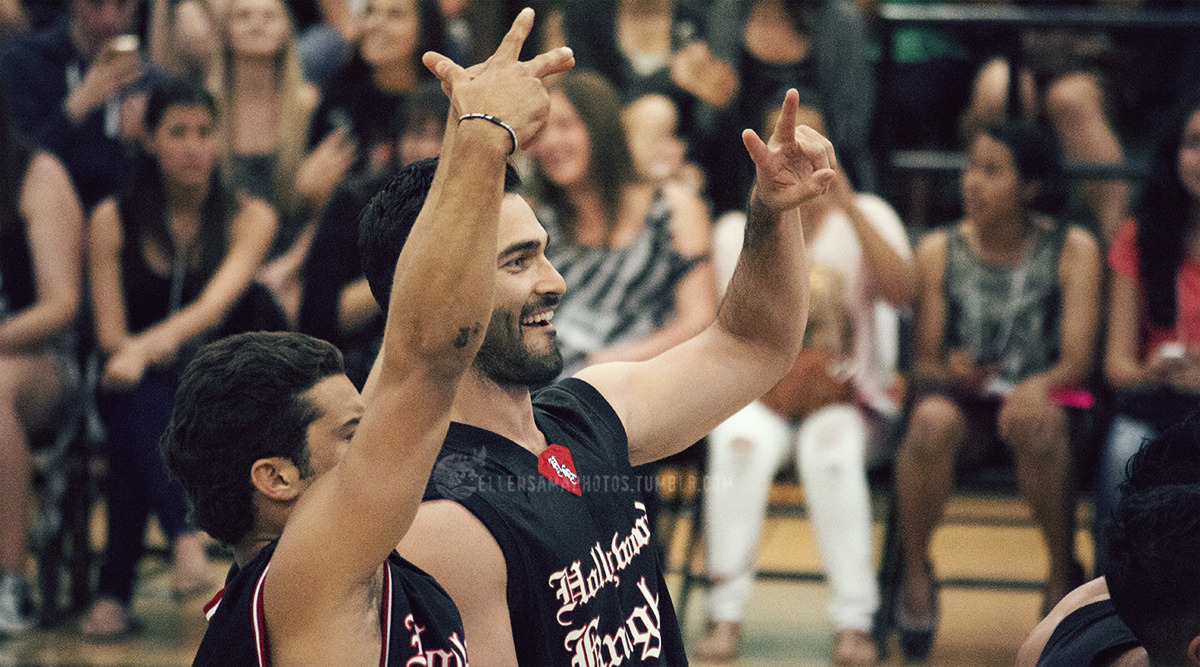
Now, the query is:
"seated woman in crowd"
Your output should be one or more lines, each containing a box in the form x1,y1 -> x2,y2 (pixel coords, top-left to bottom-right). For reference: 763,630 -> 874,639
892,121 -> 1102,661
306,0 -> 444,186
960,0 -> 1129,241
80,77 -> 277,640
699,104 -> 913,667
529,68 -> 717,378
207,0 -> 323,325
1097,89 -> 1200,568
0,90 -> 83,636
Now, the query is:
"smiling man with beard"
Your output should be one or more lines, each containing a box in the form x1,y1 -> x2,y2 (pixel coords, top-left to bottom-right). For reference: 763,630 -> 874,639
360,88 -> 836,667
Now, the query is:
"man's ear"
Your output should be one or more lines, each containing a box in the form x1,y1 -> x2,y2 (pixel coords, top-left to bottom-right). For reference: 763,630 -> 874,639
1187,634 -> 1200,667
249,457 -> 304,502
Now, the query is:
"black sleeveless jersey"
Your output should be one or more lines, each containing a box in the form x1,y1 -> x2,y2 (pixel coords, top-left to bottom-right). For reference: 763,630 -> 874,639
1037,598 -> 1140,667
424,378 -> 688,666
193,541 -> 468,667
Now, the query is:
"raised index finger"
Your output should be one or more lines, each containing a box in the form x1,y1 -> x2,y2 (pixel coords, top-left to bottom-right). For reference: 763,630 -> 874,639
770,89 -> 800,146
493,7 -> 535,63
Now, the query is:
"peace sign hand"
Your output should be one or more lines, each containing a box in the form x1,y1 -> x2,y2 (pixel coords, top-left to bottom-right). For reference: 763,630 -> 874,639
744,89 -> 837,216
422,7 -> 574,151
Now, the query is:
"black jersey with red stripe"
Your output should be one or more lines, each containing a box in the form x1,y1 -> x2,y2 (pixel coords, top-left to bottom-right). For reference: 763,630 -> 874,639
423,378 -> 688,666
193,541 -> 467,667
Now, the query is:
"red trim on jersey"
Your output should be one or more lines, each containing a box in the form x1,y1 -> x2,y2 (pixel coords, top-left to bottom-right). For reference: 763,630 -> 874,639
380,563 -> 393,667
203,588 -> 225,621
252,563 -> 271,667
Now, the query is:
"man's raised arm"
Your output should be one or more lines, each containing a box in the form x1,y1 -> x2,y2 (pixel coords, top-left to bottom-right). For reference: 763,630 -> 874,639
576,88 -> 836,465
268,6 -> 573,632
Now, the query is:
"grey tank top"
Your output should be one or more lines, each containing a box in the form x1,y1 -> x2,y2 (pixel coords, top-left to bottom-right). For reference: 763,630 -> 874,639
943,223 -> 1068,384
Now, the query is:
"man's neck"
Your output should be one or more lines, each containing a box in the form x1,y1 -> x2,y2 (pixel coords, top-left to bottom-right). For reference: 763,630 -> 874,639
232,534 -> 278,569
451,371 -> 549,455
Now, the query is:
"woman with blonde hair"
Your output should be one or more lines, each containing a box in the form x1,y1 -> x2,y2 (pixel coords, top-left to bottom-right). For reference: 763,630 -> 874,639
206,0 -> 342,324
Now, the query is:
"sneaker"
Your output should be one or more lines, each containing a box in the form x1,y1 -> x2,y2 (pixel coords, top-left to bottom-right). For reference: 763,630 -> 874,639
0,574 -> 36,635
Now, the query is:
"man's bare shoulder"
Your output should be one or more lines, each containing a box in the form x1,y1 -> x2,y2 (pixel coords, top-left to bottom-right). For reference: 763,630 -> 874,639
1016,577 -> 1146,667
398,500 -> 506,585
397,500 -> 519,666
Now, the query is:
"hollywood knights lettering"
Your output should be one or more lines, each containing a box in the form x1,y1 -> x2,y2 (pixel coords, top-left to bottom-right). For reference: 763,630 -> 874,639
562,576 -> 663,667
401,613 -> 468,667
547,502 -> 654,626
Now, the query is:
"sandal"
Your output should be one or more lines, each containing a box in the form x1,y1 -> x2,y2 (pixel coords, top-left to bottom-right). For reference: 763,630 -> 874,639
895,562 -> 938,662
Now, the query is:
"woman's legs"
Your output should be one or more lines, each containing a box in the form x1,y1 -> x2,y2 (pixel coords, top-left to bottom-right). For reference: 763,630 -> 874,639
0,352 -> 69,632
796,403 -> 879,665
895,395 -> 968,626
998,389 -> 1076,612
795,403 -> 878,632
90,370 -> 203,626
699,401 -> 791,658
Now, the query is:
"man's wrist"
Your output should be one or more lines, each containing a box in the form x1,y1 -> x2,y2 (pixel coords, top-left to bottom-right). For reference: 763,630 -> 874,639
458,113 -> 518,155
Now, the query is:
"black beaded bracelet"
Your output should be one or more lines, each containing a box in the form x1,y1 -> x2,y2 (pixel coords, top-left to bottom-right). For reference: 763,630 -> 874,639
458,113 -> 518,155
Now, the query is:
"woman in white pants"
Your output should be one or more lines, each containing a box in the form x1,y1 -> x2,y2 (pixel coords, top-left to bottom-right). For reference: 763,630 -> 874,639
697,105 -> 914,667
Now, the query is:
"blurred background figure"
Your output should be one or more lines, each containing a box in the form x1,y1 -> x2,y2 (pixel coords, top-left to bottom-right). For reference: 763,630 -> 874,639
0,88 -> 83,636
305,0 -> 444,190
563,0 -> 712,175
298,79 -> 448,389
80,78 -> 278,640
622,92 -> 705,194
528,68 -> 717,378
146,0 -> 217,83
684,0 -> 875,216
0,0 -> 155,211
699,104 -> 913,667
207,0 -> 319,325
892,121 -> 1101,661
1096,89 -> 1200,571
959,0 -> 1130,242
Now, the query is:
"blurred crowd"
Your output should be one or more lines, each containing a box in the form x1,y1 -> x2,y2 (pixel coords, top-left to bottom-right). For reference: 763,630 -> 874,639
1,0 -> 1199,664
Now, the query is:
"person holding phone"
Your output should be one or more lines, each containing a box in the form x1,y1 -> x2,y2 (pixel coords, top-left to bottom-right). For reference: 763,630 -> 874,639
891,121 -> 1102,661
1096,89 -> 1200,573
304,0 -> 446,196
0,0 -> 154,210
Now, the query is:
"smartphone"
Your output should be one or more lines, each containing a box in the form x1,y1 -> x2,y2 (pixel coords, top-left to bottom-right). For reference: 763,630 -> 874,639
110,34 -> 139,53
1159,342 -> 1186,362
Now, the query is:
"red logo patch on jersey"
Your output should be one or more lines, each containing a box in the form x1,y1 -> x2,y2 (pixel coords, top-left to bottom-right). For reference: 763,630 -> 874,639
538,444 -> 582,496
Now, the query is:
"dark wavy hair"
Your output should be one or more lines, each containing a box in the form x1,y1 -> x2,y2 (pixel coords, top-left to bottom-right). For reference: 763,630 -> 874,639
1105,412 -> 1200,664
334,0 -> 444,93
980,121 -> 1069,216
161,331 -> 344,546
118,77 -> 235,283
1132,90 -> 1200,329
533,69 -> 635,245
359,156 -> 521,311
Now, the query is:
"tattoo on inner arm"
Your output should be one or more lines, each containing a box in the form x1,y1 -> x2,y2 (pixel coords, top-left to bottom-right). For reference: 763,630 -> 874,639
454,323 -> 483,349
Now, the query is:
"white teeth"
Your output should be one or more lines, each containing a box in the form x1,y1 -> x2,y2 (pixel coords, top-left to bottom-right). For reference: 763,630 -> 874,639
521,310 -> 554,325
